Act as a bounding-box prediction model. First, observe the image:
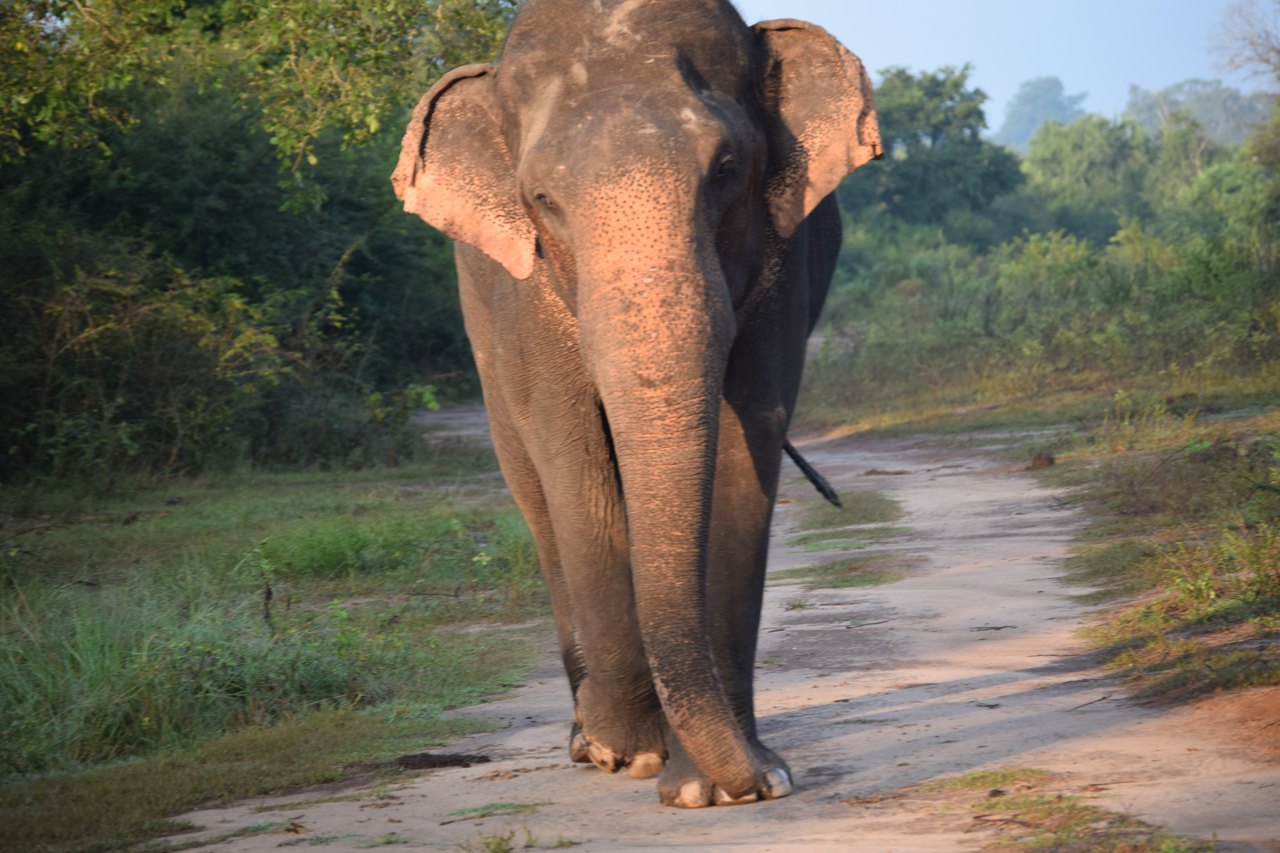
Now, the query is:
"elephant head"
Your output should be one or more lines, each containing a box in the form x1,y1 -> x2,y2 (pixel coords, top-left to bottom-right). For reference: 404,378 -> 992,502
392,0 -> 879,800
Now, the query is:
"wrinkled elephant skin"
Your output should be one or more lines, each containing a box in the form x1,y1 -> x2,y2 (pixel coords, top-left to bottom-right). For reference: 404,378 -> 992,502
392,0 -> 880,807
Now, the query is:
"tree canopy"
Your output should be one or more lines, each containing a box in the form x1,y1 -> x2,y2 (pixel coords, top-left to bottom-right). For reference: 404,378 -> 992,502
839,65 -> 1022,232
1124,79 -> 1272,145
0,0 -> 517,480
992,76 -> 1087,152
1,0 -> 517,203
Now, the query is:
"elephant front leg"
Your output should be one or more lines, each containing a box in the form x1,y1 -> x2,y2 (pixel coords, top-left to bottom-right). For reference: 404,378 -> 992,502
541,447 -> 668,779
656,398 -> 793,807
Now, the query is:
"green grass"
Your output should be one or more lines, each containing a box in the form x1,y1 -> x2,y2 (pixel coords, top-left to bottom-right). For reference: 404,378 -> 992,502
978,791 -> 1210,852
446,801 -> 548,819
795,492 -> 904,530
771,554 -> 915,589
1,504 -> 542,774
920,768 -> 1054,793
785,526 -> 909,551
775,491 -> 911,587
1050,406 -> 1280,701
0,460 -> 547,852
1062,539 -> 1160,603
917,769 -> 1210,852
0,707 -> 503,853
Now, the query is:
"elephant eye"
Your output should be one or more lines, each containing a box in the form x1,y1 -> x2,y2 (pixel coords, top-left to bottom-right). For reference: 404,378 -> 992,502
713,152 -> 738,183
533,192 -> 555,211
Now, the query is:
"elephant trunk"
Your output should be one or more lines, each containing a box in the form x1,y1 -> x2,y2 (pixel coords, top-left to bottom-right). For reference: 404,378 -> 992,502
578,240 -> 757,797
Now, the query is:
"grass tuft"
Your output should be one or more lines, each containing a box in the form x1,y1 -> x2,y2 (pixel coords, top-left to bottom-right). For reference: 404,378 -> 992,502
796,492 -> 904,530
916,768 -> 1210,852
772,554 -> 916,589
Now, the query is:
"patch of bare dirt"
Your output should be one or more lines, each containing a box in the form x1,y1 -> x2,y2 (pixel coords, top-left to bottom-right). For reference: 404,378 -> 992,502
161,416 -> 1280,852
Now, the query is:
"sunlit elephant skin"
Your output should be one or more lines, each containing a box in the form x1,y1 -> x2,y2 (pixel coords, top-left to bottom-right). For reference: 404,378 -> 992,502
392,0 -> 879,808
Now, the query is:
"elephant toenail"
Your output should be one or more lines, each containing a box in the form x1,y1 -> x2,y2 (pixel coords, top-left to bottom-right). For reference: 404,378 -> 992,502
676,780 -> 712,808
714,786 -> 759,805
587,742 -> 621,773
763,767 -> 793,799
569,731 -> 590,763
627,752 -> 665,778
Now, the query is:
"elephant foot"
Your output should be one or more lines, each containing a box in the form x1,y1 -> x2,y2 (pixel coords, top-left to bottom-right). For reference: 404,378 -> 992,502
569,679 -> 666,778
568,721 -> 666,778
657,742 -> 792,808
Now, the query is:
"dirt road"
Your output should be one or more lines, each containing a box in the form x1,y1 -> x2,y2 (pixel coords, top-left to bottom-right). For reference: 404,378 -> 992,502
168,419 -> 1280,852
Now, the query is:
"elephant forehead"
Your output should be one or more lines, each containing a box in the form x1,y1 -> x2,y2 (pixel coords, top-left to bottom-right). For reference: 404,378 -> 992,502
520,106 -> 725,209
600,0 -> 650,46
507,0 -> 751,51
500,0 -> 756,101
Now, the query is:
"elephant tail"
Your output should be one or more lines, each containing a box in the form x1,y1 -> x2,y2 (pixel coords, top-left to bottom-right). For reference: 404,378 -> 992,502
783,440 -> 842,508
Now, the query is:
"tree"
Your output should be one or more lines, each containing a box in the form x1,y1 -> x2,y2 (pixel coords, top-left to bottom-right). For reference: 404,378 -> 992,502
1023,116 -> 1154,243
0,0 -> 517,479
1141,111 -> 1226,214
992,76 -> 1087,152
1125,79 -> 1272,145
0,0 -> 519,205
1216,0 -> 1280,233
839,65 -> 1022,234
1217,0 -> 1280,85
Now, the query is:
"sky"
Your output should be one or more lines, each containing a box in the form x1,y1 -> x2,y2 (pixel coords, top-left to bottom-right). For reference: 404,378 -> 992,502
731,0 -> 1265,133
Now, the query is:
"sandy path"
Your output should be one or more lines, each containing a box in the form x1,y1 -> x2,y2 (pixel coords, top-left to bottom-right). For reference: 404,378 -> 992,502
167,419 -> 1280,852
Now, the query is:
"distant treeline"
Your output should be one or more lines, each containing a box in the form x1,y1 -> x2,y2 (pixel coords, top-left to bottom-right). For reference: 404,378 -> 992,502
2,5 -> 1277,483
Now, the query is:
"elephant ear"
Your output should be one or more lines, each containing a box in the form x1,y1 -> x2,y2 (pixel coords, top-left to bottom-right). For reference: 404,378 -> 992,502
391,64 -> 536,280
754,19 -> 883,238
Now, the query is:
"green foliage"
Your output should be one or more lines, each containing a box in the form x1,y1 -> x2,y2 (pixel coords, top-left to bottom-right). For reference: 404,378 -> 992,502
0,0 -> 518,194
816,71 -> 1280,426
1,2 -> 511,482
838,66 -> 1022,236
1022,116 -> 1154,242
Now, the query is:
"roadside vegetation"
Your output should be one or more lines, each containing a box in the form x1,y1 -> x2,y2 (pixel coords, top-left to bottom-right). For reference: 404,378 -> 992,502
1,444 -> 545,852
1056,402 -> 1280,701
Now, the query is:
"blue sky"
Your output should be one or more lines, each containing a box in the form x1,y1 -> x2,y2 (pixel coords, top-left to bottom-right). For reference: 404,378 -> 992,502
731,0 -> 1264,132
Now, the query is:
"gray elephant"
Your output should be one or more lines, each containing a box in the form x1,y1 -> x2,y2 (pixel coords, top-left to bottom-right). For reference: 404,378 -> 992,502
392,0 -> 880,808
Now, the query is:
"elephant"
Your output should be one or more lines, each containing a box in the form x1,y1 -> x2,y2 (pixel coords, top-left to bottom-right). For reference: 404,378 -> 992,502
392,0 -> 880,808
